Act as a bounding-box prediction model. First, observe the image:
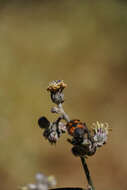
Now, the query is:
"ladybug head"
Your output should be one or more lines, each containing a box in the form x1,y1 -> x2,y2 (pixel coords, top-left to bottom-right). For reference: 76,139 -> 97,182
73,127 -> 85,139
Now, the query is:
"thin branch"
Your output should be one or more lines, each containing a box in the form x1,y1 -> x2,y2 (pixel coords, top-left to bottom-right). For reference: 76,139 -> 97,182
80,157 -> 95,190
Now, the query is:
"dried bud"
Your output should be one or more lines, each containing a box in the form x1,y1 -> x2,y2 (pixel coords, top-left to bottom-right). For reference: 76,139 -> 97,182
58,122 -> 67,133
47,130 -> 58,144
72,144 -> 96,157
38,117 -> 50,129
43,121 -> 66,144
47,80 -> 67,104
72,145 -> 87,157
51,107 -> 60,113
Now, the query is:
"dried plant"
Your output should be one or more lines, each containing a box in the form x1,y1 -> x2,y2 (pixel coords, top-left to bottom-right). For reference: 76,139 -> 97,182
19,173 -> 56,190
37,80 -> 112,190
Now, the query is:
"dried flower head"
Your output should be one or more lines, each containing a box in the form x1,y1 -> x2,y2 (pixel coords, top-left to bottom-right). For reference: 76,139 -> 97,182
47,80 -> 67,92
47,80 -> 67,104
92,121 -> 111,147
43,121 -> 67,144
71,143 -> 96,157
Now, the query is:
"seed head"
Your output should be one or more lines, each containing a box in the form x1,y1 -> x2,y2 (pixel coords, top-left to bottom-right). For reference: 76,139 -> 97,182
47,80 -> 67,92
92,121 -> 112,147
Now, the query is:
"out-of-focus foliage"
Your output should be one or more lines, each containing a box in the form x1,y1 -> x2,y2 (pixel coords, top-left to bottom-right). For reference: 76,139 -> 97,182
0,1 -> 127,190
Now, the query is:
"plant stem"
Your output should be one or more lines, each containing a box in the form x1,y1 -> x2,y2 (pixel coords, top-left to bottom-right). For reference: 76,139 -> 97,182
80,157 -> 95,190
57,103 -> 70,122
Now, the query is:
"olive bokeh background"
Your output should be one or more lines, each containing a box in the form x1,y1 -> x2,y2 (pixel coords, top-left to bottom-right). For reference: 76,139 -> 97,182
0,1 -> 127,190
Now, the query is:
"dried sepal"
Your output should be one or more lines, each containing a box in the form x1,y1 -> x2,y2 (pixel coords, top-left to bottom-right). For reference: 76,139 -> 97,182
38,116 -> 50,129
50,91 -> 64,104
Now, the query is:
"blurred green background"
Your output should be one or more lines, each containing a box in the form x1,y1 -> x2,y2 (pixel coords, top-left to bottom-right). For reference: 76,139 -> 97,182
0,1 -> 127,190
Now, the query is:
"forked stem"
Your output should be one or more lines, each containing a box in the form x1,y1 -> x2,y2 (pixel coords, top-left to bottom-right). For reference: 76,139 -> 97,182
80,157 -> 95,190
57,103 -> 70,122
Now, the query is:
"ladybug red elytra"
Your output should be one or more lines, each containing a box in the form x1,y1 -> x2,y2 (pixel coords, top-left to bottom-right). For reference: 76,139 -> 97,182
66,119 -> 88,137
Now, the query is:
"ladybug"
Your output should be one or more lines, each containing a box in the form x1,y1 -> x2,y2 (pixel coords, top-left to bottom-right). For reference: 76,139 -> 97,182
66,119 -> 89,138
